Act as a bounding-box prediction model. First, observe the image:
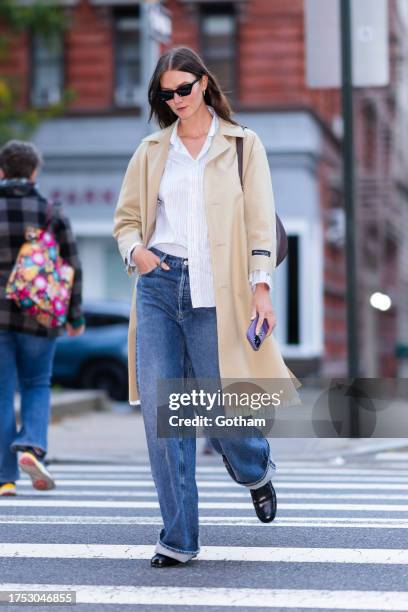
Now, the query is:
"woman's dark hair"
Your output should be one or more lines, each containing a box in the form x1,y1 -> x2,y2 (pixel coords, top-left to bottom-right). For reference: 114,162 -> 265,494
148,46 -> 239,129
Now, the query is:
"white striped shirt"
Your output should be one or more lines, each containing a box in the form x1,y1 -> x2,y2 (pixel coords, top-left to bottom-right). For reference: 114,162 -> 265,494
128,105 -> 272,307
148,105 -> 217,307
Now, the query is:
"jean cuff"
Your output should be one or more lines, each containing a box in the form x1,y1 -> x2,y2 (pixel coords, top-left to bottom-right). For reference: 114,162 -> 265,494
0,471 -> 19,483
245,458 -> 276,490
10,442 -> 47,457
155,540 -> 199,563
243,440 -> 277,490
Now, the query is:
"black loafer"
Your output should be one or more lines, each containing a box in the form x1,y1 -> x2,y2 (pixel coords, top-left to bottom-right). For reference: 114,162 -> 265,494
250,480 -> 277,523
150,553 -> 182,567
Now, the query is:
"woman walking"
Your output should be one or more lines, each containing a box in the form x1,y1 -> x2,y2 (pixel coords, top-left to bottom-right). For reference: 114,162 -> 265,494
113,47 -> 301,567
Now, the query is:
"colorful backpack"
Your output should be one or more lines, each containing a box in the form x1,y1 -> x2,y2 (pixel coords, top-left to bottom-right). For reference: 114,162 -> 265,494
6,201 -> 74,328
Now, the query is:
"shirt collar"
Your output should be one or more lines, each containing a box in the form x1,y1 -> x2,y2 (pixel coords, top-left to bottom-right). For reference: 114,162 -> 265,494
170,105 -> 218,149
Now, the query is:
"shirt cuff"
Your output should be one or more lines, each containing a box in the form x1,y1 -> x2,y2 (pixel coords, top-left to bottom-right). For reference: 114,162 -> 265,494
125,241 -> 143,270
69,315 -> 85,329
249,270 -> 273,292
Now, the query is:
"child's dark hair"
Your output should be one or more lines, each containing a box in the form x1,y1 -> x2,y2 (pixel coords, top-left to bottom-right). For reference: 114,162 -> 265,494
0,140 -> 43,179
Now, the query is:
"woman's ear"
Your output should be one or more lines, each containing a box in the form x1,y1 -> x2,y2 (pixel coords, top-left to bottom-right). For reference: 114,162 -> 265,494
0,169 -> 4,179
202,75 -> 209,92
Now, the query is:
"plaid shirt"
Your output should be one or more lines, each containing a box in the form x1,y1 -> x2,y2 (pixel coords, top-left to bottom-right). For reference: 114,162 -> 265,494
0,178 -> 84,337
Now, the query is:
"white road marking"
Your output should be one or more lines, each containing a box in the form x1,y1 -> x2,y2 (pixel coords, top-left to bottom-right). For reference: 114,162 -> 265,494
14,478 -> 408,490
8,489 -> 408,501
1,543 -> 408,564
375,452 -> 408,461
2,499 -> 408,512
48,465 -> 408,476
1,584 -> 408,609
1,514 -> 408,528
44,474 -> 408,484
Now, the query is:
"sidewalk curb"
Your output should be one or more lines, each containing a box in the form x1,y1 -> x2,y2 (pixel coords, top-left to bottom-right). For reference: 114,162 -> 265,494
15,390 -> 111,423
50,390 -> 111,421
47,455 -> 143,465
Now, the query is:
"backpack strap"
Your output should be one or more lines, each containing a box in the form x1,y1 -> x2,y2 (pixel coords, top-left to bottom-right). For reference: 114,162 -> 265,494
44,199 -> 62,229
45,200 -> 53,227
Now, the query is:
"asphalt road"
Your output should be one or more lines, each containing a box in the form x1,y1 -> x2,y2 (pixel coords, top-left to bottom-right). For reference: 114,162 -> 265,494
1,451 -> 408,611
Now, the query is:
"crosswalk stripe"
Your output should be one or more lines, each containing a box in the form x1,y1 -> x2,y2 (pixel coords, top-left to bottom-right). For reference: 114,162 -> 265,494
50,460 -> 340,467
373,463 -> 408,469
2,499 -> 408,511
1,584 -> 408,610
375,452 -> 408,461
45,474 -> 408,483
0,543 -> 407,563
10,489 -> 408,501
2,515 -> 408,528
49,463 -> 408,475
15,478 -> 408,490
48,465 -> 408,476
49,462 -> 340,470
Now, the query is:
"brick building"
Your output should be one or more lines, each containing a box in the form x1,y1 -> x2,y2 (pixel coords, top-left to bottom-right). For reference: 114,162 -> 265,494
2,0 -> 408,378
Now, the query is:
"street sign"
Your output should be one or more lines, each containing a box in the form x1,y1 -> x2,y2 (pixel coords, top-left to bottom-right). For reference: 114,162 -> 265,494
305,0 -> 389,88
147,2 -> 172,44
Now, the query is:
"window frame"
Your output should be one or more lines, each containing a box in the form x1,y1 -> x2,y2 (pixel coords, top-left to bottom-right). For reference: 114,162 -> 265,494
198,2 -> 239,104
273,219 -> 323,359
29,28 -> 65,109
112,5 -> 143,109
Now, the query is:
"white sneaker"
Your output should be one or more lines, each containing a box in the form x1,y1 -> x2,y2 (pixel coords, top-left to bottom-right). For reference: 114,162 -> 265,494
18,451 -> 55,491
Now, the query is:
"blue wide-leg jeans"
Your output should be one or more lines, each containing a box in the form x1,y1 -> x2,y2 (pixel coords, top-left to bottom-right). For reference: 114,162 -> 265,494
136,247 -> 276,562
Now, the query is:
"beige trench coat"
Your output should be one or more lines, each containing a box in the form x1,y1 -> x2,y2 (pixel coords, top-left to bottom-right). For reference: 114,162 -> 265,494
112,116 -> 302,407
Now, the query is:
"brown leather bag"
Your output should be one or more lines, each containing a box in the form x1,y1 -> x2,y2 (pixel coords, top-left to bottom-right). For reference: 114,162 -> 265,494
236,131 -> 288,267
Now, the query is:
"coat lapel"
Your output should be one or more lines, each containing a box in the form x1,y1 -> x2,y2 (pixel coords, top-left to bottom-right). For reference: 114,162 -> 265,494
206,117 -> 245,166
143,125 -> 173,245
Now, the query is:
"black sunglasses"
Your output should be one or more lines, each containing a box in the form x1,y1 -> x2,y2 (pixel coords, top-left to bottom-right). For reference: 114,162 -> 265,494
157,76 -> 201,102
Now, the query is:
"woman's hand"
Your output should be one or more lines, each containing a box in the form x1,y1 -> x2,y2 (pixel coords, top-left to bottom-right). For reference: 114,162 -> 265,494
132,245 -> 170,274
250,283 -> 276,337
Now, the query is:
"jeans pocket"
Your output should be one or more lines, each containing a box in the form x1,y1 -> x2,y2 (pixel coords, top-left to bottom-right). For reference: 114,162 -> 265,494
139,265 -> 159,277
141,251 -> 170,277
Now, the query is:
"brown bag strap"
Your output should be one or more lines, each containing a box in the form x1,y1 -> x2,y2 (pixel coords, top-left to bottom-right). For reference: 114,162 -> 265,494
236,127 -> 245,188
236,137 -> 244,187
235,127 -> 288,267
